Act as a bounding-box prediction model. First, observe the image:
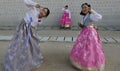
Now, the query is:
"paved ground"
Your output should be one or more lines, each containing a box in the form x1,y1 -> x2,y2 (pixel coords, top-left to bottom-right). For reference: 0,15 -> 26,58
0,26 -> 120,31
0,29 -> 120,71
0,30 -> 120,43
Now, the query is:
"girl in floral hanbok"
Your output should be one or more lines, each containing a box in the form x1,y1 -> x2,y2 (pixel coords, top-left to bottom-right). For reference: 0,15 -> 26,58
4,0 -> 50,71
70,3 -> 105,71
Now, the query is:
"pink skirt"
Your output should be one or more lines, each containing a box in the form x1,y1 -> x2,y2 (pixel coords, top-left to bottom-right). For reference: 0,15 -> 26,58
70,27 -> 105,70
60,12 -> 71,25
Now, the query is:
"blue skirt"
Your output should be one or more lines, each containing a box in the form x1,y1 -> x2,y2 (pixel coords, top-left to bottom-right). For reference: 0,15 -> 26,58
4,19 -> 43,71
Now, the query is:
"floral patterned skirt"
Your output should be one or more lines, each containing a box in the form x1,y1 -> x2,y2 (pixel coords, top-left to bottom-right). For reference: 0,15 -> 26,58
4,19 -> 43,71
61,12 -> 71,26
70,27 -> 105,71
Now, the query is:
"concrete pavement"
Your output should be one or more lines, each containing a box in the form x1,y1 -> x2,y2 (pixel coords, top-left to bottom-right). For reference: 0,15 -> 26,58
0,29 -> 120,71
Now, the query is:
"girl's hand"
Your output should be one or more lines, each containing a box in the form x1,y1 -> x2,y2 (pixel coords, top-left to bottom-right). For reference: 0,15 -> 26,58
94,25 -> 98,30
35,4 -> 44,9
35,4 -> 40,8
78,22 -> 84,28
91,9 -> 97,14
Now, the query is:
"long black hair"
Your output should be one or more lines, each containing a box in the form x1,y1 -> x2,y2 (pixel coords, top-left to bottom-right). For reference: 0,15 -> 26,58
80,3 -> 91,16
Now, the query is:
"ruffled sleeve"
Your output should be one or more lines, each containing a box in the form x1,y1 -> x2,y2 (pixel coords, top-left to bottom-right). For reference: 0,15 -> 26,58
90,13 -> 102,21
24,0 -> 38,8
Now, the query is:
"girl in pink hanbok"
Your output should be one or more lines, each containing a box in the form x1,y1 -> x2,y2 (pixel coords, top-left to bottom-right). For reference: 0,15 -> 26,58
60,5 -> 72,29
70,3 -> 105,71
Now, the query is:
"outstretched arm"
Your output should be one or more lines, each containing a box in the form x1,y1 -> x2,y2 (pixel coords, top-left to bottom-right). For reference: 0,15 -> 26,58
24,0 -> 42,8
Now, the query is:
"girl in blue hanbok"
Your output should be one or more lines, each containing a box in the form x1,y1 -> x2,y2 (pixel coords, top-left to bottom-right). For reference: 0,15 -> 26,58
4,0 -> 50,71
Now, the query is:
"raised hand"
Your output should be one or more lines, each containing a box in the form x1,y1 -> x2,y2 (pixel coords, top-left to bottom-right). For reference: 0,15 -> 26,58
90,9 -> 97,14
35,4 -> 41,8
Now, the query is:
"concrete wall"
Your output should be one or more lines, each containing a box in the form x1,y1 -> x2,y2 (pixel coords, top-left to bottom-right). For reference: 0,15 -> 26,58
0,0 -> 120,27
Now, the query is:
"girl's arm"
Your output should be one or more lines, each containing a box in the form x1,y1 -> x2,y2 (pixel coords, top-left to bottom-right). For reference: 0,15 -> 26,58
24,0 -> 40,8
90,9 -> 102,21
69,10 -> 71,19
